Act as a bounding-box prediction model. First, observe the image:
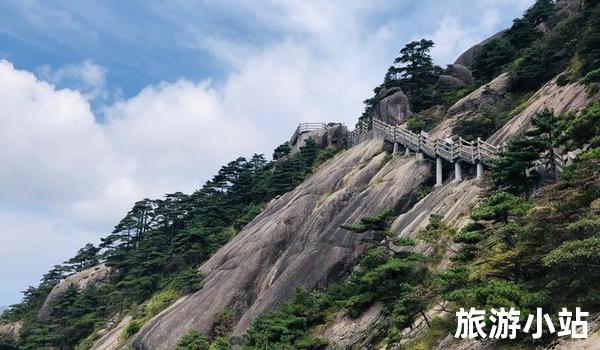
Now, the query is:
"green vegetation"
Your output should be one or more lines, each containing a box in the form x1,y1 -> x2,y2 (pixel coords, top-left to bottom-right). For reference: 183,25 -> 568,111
176,330 -> 210,350
121,289 -> 180,339
437,148 -> 600,340
453,92 -> 531,141
1,137 -> 331,349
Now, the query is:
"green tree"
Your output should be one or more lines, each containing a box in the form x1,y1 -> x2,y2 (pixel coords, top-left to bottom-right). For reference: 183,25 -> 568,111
391,39 -> 442,111
473,37 -> 515,81
490,136 -> 544,194
176,330 -> 209,350
64,243 -> 100,272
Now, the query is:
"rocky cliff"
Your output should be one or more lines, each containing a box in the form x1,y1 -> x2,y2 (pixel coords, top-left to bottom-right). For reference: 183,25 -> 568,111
38,263 -> 112,319
128,140 -> 430,349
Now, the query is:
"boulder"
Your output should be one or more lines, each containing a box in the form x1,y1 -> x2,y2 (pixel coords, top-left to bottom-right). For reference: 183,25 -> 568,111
373,87 -> 412,125
38,263 -> 112,319
0,320 -> 22,342
447,72 -> 509,116
289,123 -> 349,154
131,140 -> 431,349
319,303 -> 385,349
439,75 -> 466,87
454,30 -> 506,68
447,64 -> 473,84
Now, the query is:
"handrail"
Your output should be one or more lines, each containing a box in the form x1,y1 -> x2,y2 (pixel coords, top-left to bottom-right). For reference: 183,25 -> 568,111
350,117 -> 502,165
290,122 -> 328,144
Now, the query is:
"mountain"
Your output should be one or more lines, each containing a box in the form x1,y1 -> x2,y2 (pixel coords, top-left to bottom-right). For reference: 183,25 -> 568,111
2,0 -> 600,349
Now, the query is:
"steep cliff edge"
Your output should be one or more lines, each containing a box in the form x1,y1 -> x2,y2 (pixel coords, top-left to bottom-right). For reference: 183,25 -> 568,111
129,140 -> 430,349
320,179 -> 482,349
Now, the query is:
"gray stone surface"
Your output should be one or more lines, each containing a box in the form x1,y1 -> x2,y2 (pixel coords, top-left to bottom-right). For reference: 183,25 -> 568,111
454,30 -> 505,68
321,179 -> 482,349
132,140 -> 430,350
289,123 -> 349,154
0,320 -> 22,342
427,73 -> 510,140
38,263 -> 112,319
447,64 -> 473,84
91,315 -> 132,350
439,75 -> 466,87
373,87 -> 412,125
319,303 -> 385,349
487,74 -> 599,146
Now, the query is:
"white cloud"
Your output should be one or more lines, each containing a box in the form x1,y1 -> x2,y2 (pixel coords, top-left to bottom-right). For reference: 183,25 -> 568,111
0,61 -> 268,303
37,60 -> 108,101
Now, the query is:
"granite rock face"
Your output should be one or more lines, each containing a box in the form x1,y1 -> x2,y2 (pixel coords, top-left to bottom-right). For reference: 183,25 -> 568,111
132,140 -> 430,350
373,87 -> 412,125
0,321 -> 22,342
453,30 -> 505,68
487,74 -> 599,146
289,123 -> 349,154
428,73 -> 510,140
38,264 -> 112,319
322,179 -> 482,349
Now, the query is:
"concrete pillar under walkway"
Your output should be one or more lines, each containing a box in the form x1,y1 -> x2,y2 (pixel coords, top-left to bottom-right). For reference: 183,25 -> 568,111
476,162 -> 484,179
435,157 -> 443,187
405,147 -> 411,156
454,160 -> 462,182
393,142 -> 398,156
416,151 -> 424,161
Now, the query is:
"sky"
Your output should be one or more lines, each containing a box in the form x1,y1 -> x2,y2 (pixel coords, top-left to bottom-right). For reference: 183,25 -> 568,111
0,0 -> 534,306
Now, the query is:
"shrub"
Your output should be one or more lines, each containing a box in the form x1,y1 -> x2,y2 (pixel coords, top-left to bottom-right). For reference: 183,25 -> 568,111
176,330 -> 209,350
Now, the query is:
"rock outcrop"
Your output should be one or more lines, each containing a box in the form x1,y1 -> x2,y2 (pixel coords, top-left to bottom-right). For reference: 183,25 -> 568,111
487,74 -> 599,146
131,140 -> 430,349
0,320 -> 22,342
454,30 -> 505,68
92,315 -> 133,350
373,87 -> 412,125
289,123 -> 349,154
38,264 -> 112,319
323,179 -> 482,349
427,73 -> 510,140
319,303 -> 385,349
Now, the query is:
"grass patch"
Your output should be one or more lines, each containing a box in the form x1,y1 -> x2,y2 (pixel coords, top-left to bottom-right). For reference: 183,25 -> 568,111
120,289 -> 180,340
403,317 -> 454,350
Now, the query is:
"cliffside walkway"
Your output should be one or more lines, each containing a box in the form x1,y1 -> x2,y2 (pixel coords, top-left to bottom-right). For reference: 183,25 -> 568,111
349,118 -> 501,186
290,122 -> 328,144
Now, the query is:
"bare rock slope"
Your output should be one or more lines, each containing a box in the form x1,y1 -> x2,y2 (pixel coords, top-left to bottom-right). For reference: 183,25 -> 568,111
487,76 -> 598,146
132,140 -> 430,349
322,179 -> 482,349
38,263 -> 112,319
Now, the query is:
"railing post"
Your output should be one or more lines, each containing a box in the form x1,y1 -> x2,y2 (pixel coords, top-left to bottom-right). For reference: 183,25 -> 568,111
436,157 -> 443,187
454,160 -> 462,182
476,162 -> 484,179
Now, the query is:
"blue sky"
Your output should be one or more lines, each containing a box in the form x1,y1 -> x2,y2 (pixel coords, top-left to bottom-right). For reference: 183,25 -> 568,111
0,0 -> 533,306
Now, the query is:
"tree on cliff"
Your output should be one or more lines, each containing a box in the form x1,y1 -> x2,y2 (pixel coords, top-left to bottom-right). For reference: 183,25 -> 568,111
391,39 -> 442,112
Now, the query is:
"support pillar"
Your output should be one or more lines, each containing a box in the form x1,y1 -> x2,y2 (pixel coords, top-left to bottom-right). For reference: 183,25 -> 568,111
476,162 -> 484,179
435,157 -> 443,187
454,160 -> 462,182
405,147 -> 410,156
393,142 -> 398,156
416,151 -> 424,161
